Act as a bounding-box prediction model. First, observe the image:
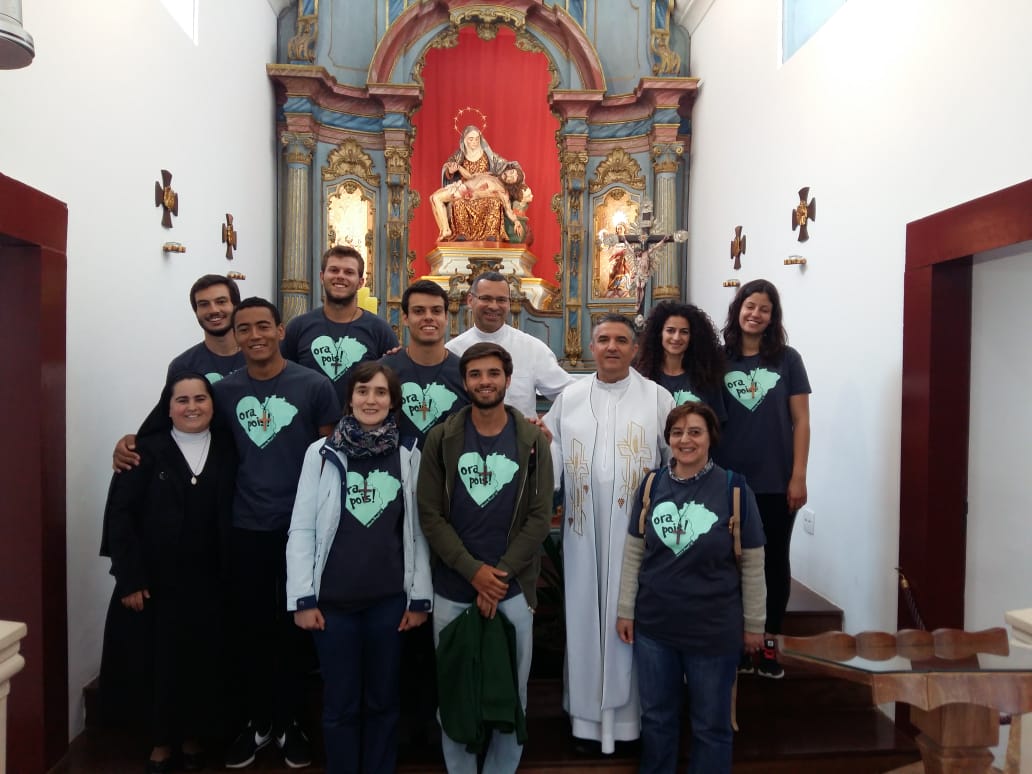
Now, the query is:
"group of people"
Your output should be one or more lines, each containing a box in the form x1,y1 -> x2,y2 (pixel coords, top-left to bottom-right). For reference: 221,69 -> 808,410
430,125 -> 533,244
99,247 -> 810,774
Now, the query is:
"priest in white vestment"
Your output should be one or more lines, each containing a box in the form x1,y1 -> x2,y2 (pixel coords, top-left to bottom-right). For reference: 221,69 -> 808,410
543,313 -> 674,753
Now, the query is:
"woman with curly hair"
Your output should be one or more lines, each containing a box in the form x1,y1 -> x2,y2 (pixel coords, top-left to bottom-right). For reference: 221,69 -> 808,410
718,279 -> 811,679
634,301 -> 727,422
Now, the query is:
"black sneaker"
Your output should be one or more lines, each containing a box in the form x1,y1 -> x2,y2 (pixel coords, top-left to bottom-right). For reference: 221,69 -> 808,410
225,721 -> 272,769
277,721 -> 313,769
756,637 -> 785,679
738,650 -> 756,675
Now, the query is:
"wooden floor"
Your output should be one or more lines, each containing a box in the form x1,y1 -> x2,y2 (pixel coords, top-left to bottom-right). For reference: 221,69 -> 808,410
51,581 -> 921,773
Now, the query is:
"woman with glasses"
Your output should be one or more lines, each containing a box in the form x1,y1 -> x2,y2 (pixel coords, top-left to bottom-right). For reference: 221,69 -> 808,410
617,402 -> 766,774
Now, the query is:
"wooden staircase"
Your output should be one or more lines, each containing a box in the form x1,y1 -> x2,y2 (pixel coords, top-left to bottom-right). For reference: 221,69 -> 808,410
54,581 -> 920,773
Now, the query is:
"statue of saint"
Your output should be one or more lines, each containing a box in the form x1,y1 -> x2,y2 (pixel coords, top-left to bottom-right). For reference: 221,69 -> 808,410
602,223 -> 632,297
431,163 -> 529,243
435,126 -> 531,242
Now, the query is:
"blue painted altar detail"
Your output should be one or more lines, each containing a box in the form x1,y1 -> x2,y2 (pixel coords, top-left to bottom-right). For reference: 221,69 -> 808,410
268,0 -> 698,371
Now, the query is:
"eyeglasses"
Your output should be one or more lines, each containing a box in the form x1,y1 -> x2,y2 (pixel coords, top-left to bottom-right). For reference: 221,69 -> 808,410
472,294 -> 510,305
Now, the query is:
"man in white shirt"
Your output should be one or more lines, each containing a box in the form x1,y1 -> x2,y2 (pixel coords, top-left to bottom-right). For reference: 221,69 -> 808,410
445,271 -> 573,417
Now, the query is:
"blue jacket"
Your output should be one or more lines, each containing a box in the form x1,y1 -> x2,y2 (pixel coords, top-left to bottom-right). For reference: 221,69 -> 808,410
285,436 -> 432,612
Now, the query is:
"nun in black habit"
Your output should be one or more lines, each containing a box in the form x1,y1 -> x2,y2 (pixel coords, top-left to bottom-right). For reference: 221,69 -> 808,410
99,372 -> 237,773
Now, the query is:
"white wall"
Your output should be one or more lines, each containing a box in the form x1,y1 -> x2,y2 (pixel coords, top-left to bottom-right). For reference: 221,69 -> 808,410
687,0 -> 1032,633
0,0 -> 280,736
967,241 -> 1032,765
967,241 -> 1032,631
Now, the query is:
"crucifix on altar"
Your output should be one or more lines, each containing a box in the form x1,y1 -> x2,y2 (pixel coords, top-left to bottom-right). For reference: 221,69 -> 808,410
598,199 -> 688,329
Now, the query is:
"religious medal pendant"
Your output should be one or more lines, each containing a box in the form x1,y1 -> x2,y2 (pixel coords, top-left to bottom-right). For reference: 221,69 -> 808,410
190,475 -> 197,486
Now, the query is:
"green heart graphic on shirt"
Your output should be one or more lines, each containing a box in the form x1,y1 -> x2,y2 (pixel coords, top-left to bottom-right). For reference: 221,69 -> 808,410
673,389 -> 702,406
401,382 -> 459,431
235,396 -> 299,448
310,335 -> 368,381
205,371 -> 225,384
344,470 -> 402,526
458,451 -> 519,506
651,501 -> 718,557
725,368 -> 780,411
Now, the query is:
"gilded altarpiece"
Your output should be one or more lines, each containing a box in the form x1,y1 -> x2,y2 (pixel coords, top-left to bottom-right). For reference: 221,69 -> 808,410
268,0 -> 697,367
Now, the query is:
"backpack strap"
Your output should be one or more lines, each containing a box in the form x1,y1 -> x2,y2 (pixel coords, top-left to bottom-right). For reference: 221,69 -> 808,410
727,469 -> 743,569
637,470 -> 659,539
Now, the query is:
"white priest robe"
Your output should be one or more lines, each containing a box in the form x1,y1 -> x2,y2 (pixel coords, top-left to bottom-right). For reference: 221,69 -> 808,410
543,370 -> 674,752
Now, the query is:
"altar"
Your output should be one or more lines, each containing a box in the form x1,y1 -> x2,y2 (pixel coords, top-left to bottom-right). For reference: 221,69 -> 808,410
424,243 -> 557,312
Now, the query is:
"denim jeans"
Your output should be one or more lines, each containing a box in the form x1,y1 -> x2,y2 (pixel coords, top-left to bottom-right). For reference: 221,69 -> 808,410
635,630 -> 738,774
312,594 -> 406,774
432,593 -> 533,774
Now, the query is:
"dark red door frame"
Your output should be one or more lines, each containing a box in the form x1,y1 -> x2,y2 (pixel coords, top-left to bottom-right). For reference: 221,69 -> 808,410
0,172 -> 68,772
900,178 -> 1032,630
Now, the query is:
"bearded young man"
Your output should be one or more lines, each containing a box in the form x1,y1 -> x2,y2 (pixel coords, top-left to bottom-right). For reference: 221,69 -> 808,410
417,342 -> 553,773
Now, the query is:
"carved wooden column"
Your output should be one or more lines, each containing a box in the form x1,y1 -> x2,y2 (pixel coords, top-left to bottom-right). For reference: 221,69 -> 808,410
551,92 -> 602,368
383,135 -> 412,335
651,141 -> 684,300
280,131 -> 315,322
367,85 -> 422,337
558,144 -> 588,366
640,78 -> 699,302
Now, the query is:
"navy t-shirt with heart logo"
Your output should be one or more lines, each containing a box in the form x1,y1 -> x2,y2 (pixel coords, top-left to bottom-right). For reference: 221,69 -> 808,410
434,413 -> 520,603
318,450 -> 405,611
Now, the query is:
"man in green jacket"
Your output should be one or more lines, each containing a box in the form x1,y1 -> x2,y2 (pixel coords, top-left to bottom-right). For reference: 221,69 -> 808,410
418,341 -> 554,773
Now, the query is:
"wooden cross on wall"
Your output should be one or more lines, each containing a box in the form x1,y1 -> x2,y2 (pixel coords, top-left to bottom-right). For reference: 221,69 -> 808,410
154,169 -> 178,229
222,213 -> 238,259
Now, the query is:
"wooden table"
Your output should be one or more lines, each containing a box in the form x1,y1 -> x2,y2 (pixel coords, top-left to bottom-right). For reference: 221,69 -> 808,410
779,629 -> 1032,774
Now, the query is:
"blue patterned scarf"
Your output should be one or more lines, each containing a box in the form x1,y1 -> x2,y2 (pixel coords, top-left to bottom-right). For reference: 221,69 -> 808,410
325,413 -> 399,459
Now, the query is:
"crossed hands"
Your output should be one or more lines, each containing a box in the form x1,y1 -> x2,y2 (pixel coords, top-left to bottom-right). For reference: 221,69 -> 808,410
472,564 -> 509,619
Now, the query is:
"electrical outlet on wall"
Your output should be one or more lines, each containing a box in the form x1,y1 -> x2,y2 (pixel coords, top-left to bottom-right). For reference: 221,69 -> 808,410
801,507 -> 816,535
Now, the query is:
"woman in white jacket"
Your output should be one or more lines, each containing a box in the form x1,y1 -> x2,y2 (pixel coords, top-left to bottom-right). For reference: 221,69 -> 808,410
286,362 -> 432,774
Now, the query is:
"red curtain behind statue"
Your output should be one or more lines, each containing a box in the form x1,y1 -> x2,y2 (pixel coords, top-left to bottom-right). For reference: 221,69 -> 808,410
409,26 -> 561,286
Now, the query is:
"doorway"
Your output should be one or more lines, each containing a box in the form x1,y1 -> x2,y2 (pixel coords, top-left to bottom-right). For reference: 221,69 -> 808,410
899,177 -> 1032,629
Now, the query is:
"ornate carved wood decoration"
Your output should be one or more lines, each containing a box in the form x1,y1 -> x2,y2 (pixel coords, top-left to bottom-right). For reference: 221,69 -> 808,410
322,139 -> 380,186
651,142 -> 684,174
561,150 -> 589,182
649,0 -> 681,76
287,0 -> 319,64
590,149 -> 646,192
514,29 -> 560,90
384,145 -> 412,178
450,6 -> 527,39
565,325 -> 582,364
412,28 -> 460,88
550,192 -> 564,286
